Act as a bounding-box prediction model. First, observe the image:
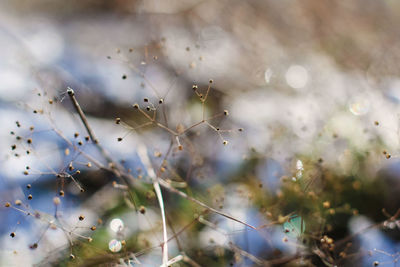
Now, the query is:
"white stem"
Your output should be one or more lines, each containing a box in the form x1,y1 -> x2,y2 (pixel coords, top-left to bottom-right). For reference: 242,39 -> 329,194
137,144 -> 168,266
160,254 -> 183,267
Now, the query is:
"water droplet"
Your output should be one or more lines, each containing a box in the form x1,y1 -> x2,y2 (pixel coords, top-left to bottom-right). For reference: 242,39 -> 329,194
110,218 -> 124,232
285,65 -> 309,89
349,99 -> 370,116
108,239 -> 122,253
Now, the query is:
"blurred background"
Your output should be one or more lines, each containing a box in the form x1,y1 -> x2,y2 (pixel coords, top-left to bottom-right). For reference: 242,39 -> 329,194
1,0 -> 400,266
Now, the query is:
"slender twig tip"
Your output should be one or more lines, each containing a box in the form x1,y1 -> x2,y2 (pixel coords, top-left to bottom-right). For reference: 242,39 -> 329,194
67,88 -> 75,96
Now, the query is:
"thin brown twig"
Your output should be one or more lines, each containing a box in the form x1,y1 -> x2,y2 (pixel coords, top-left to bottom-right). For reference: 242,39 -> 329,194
65,88 -> 257,230
66,88 -> 116,168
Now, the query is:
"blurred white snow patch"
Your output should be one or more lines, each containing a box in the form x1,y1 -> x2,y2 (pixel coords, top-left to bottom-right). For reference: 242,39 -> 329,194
88,116 -> 140,157
0,69 -> 32,101
23,22 -> 64,65
199,227 -> 228,247
223,184 -> 253,232
0,108 -> 63,180
329,112 -> 368,149
42,227 -> 69,251
138,208 -> 160,231
162,25 -> 241,81
285,65 -> 309,89
0,229 -> 35,266
385,78 -> 400,103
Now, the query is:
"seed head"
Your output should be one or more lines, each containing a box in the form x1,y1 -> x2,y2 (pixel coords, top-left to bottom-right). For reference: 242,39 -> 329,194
139,206 -> 146,214
53,197 -> 61,205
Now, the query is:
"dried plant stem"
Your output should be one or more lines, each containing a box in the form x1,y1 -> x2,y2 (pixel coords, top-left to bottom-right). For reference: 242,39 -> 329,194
67,88 -> 169,264
229,242 -> 266,266
66,88 -> 116,167
66,88 -> 98,143
65,87 -> 256,232
137,144 -> 169,266
157,178 -> 257,229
